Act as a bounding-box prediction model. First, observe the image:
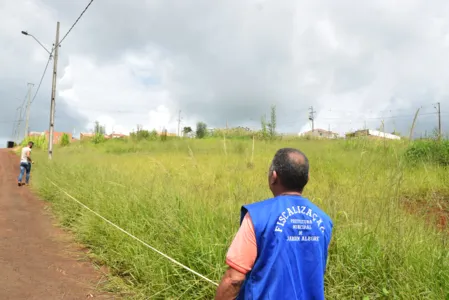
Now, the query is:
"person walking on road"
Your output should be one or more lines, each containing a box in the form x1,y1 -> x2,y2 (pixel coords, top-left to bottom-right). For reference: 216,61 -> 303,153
18,141 -> 34,186
215,148 -> 333,300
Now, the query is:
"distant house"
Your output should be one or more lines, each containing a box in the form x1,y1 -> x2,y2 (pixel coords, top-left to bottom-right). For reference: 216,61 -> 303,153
109,133 -> 128,139
45,131 -> 72,144
156,131 -> 177,137
28,131 -> 44,138
345,129 -> 401,140
28,131 -> 72,144
300,129 -> 339,139
80,132 -> 129,140
80,132 -> 95,140
233,126 -> 252,132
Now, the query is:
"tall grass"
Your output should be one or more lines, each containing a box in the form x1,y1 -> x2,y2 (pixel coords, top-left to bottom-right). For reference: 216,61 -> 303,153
21,135 -> 47,149
29,138 -> 448,299
404,139 -> 449,166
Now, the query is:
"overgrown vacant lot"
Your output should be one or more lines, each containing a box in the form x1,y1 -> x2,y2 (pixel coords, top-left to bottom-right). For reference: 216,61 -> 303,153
28,138 -> 448,299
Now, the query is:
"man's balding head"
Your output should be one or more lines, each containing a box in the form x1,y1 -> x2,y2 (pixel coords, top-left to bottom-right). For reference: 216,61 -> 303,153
268,148 -> 309,194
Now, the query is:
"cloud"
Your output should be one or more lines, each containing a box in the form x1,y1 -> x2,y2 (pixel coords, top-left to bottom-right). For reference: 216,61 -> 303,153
2,0 -> 449,147
0,0 -> 88,145
58,51 -> 181,134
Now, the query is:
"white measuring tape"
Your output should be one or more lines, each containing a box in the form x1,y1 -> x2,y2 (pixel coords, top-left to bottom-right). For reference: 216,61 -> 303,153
47,179 -> 219,287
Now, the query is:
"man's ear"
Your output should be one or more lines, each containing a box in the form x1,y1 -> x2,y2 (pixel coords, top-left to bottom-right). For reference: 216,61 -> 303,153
270,170 -> 278,185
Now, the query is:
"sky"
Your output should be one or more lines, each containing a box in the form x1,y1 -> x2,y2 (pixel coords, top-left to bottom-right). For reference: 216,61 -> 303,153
1,0 -> 449,147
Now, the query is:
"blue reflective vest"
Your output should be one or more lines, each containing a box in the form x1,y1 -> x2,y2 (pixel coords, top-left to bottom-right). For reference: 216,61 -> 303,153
236,195 -> 333,300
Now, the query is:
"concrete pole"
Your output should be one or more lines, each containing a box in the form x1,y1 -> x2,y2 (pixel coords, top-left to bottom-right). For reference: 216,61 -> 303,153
48,21 -> 60,159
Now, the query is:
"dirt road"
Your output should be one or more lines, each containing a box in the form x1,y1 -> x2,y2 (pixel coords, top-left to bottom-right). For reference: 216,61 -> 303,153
0,149 -> 116,299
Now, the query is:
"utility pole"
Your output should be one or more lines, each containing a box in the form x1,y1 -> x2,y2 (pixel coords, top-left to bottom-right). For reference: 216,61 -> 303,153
177,110 -> 182,137
15,106 -> 23,143
13,105 -> 23,144
48,21 -> 60,159
308,106 -> 316,132
437,102 -> 441,140
23,83 -> 34,138
12,106 -> 21,138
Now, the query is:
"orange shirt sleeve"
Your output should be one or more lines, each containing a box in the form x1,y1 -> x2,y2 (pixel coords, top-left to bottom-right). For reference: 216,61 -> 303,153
225,213 -> 257,275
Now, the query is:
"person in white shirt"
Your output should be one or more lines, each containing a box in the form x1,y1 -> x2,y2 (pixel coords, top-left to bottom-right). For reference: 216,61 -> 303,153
18,141 -> 34,186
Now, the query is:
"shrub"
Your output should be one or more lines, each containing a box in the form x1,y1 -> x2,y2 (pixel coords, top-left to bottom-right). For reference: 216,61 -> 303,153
91,133 -> 106,144
211,127 -> 255,140
21,135 -> 48,149
196,122 -> 208,139
60,133 -> 70,147
130,129 -> 158,141
404,140 -> 449,166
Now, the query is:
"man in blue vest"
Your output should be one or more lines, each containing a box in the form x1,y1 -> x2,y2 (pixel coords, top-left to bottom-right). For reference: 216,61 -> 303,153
215,148 -> 333,299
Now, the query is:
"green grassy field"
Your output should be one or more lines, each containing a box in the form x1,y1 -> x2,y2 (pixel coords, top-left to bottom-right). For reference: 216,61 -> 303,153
27,138 -> 448,299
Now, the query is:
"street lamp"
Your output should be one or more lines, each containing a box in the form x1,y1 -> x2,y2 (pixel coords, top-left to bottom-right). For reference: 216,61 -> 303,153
21,22 -> 60,159
21,30 -> 53,56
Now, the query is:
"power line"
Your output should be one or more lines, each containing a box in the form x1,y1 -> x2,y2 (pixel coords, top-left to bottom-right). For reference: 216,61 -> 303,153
280,112 -> 449,126
321,112 -> 438,121
30,53 -> 52,104
1,113 -> 70,125
21,0 -> 95,127
72,107 -> 152,114
326,104 -> 437,115
0,119 -> 25,124
58,0 -> 95,46
18,91 -> 29,115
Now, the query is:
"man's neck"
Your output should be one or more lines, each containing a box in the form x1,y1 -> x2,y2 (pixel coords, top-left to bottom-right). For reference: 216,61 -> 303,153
275,191 -> 302,197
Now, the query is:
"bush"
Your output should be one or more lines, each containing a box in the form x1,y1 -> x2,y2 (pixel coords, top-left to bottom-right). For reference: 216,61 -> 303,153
211,128 -> 255,140
196,122 -> 207,139
21,135 -> 48,149
91,133 -> 106,144
130,129 -> 158,141
404,140 -> 449,166
60,133 -> 70,147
